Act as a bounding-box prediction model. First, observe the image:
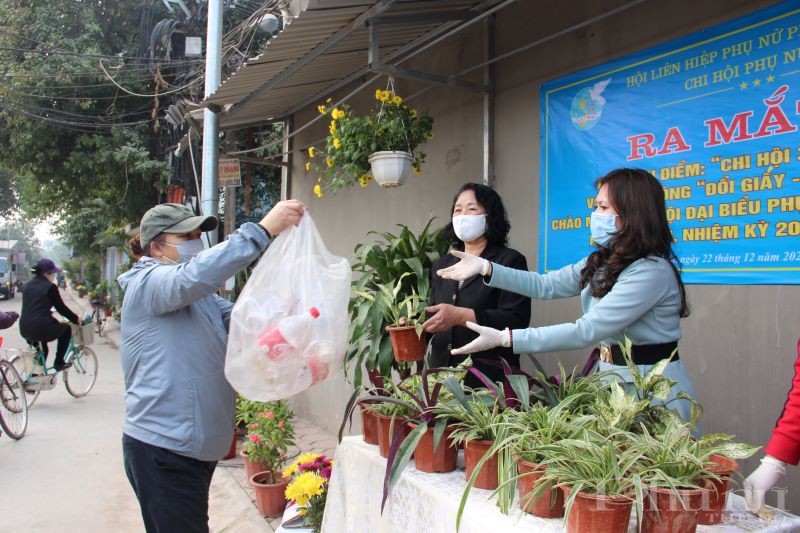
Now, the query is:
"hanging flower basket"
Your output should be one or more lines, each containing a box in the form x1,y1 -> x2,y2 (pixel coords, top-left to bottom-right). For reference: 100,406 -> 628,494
369,151 -> 413,188
305,80 -> 433,197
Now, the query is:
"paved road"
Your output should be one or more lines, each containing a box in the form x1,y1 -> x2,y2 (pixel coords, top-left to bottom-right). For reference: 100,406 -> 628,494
0,293 -> 144,532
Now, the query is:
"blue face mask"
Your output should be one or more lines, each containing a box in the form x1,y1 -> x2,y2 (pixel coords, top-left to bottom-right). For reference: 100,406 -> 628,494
160,238 -> 205,263
590,212 -> 618,247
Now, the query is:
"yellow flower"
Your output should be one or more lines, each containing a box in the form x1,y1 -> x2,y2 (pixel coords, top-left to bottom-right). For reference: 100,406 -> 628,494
412,166 -> 422,175
375,89 -> 391,102
392,95 -> 403,105
305,162 -> 311,171
425,131 -> 434,140
313,184 -> 324,198
326,97 -> 332,103
282,452 -> 321,478
374,88 -> 383,100
317,104 -> 327,115
285,472 -> 325,507
332,138 -> 341,149
410,109 -> 417,118
326,158 -> 334,168
329,121 -> 337,134
367,118 -> 373,125
331,108 -> 345,120
359,174 -> 371,188
308,146 -> 316,158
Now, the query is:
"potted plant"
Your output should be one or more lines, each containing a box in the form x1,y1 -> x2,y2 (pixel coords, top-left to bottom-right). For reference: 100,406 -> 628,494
305,87 -> 433,195
346,221 -> 449,388
531,431 -> 643,533
695,433 -> 758,525
241,400 -> 296,517
367,272 -> 429,364
282,452 -> 334,533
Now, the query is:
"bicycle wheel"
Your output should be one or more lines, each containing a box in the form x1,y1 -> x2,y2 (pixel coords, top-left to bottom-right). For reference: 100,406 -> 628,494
9,352 -> 42,408
0,359 -> 28,440
64,346 -> 98,397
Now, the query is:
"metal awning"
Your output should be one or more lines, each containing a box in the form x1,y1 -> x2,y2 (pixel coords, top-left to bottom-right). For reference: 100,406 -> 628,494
205,0 -> 504,129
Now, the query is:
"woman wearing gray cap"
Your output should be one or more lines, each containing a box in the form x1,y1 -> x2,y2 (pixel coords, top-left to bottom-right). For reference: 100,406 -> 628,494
19,258 -> 80,371
118,199 -> 305,533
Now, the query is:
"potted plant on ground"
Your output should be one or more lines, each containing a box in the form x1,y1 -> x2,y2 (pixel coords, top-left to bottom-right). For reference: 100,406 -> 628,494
242,400 -> 296,517
695,433 -> 758,525
346,221 -> 448,387
282,452 -> 334,533
305,86 -> 433,195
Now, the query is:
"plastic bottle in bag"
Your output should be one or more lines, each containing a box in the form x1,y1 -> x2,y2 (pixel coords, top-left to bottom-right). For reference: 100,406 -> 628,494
82,312 -> 92,326
257,307 -> 320,361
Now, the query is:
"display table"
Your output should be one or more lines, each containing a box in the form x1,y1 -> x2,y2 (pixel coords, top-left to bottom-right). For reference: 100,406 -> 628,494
321,436 -> 800,533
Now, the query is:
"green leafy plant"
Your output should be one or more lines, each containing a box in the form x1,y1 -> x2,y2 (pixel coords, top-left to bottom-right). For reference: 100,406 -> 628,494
241,400 -> 296,480
306,89 -> 434,195
589,339 -> 702,435
346,221 -> 449,388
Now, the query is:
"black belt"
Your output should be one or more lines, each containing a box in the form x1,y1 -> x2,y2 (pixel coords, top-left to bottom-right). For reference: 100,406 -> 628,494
610,341 -> 679,366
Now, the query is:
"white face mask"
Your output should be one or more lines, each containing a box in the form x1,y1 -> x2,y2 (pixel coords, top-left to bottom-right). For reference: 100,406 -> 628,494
159,238 -> 205,264
590,212 -> 618,247
452,214 -> 487,243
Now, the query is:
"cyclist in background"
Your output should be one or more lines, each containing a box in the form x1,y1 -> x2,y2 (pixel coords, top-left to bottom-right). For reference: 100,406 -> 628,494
19,258 -> 80,372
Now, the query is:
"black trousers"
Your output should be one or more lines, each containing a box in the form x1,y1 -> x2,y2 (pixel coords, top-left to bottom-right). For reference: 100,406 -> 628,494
27,323 -> 71,366
122,434 -> 217,533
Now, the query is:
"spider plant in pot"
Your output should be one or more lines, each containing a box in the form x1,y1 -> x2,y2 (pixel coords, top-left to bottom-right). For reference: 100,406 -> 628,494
695,433 -> 759,525
368,272 -> 429,365
530,428 -> 645,533
493,398 -> 590,519
628,421 -> 712,533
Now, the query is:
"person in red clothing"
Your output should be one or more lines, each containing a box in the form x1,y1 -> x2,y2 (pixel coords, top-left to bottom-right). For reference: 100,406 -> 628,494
745,338 -> 800,512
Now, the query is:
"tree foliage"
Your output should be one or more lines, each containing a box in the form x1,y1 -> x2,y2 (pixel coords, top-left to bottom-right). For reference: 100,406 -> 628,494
0,0 -> 170,255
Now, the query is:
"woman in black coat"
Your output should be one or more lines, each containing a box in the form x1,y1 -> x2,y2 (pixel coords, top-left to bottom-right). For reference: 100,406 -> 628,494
423,183 -> 531,387
19,258 -> 79,371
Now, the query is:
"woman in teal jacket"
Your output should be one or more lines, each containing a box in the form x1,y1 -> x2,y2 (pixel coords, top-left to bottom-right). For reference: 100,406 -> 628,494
437,168 -> 697,422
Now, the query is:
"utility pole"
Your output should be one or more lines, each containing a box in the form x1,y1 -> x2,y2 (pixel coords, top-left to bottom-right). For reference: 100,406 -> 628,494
201,0 -> 223,245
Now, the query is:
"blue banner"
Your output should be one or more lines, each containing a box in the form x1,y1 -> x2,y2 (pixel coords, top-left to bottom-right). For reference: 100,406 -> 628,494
540,1 -> 800,284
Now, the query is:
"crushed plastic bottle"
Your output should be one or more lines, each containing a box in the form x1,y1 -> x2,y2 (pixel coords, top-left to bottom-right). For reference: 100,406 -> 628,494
257,307 -> 320,361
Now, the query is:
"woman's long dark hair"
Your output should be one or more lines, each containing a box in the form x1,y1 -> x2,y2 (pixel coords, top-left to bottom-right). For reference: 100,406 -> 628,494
444,183 -> 511,247
579,168 -> 689,317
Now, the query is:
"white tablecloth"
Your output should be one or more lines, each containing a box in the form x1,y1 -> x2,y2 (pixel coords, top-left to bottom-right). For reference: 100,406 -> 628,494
321,436 -> 800,533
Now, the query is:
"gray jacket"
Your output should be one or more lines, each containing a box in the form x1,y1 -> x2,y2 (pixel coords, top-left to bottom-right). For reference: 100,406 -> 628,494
118,222 -> 269,460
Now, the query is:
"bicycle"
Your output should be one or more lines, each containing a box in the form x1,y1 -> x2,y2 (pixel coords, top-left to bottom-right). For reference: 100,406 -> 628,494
89,301 -> 107,336
0,337 -> 28,440
9,323 -> 98,408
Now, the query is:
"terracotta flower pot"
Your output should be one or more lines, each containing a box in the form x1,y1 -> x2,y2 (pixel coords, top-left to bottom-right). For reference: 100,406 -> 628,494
222,429 -> 239,460
241,449 -> 270,480
641,486 -> 707,533
104,307 -> 113,317
463,439 -> 498,490
376,413 -> 411,459
562,486 -> 633,533
516,457 -> 564,518
386,325 -> 427,363
249,471 -> 290,517
410,423 -> 457,473
699,454 -> 739,525
361,405 -> 379,445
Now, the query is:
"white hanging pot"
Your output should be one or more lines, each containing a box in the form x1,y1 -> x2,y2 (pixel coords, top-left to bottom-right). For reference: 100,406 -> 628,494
368,151 -> 413,188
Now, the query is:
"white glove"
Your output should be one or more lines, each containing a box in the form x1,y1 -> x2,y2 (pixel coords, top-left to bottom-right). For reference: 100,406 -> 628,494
450,321 -> 511,355
744,455 -> 787,512
436,250 -> 491,281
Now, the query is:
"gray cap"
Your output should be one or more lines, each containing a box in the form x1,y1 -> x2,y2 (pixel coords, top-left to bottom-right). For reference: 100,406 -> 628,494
140,203 -> 218,247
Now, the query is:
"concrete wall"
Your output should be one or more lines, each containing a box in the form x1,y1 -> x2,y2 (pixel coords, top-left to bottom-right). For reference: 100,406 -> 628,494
288,0 -> 800,512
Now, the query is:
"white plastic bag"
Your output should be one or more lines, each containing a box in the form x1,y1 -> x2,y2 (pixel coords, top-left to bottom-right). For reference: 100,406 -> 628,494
225,214 -> 351,401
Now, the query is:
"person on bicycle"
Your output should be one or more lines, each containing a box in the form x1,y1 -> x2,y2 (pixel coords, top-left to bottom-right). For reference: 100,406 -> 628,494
119,200 -> 305,533
19,258 -> 80,372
